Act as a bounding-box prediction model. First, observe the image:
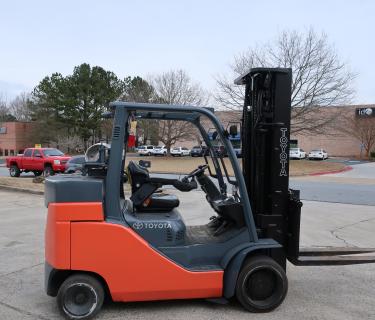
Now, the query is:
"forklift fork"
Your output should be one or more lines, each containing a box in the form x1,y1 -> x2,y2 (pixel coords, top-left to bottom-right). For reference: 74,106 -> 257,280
292,247 -> 375,266
287,189 -> 375,266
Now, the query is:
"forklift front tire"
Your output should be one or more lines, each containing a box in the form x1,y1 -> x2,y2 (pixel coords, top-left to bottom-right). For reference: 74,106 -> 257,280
57,273 -> 104,320
236,255 -> 288,313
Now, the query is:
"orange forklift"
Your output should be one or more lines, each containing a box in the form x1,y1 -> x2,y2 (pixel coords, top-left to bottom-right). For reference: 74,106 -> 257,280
44,68 -> 375,319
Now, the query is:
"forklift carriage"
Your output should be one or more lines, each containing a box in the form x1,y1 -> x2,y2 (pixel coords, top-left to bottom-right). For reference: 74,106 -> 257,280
44,68 -> 375,319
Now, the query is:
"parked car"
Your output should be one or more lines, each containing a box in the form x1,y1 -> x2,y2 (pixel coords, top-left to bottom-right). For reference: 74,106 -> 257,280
308,149 -> 328,160
289,148 -> 306,159
152,146 -> 167,156
6,147 -> 70,177
170,147 -> 190,157
190,145 -> 208,157
65,155 -> 86,174
137,145 -> 155,156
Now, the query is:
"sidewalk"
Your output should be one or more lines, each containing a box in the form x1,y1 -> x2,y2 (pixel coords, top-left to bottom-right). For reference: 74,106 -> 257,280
293,162 -> 375,185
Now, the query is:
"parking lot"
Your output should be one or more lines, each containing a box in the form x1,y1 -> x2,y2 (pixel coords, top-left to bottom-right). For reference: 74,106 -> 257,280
0,163 -> 374,319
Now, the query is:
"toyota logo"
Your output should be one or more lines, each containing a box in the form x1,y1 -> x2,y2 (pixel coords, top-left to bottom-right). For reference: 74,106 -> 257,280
132,222 -> 144,230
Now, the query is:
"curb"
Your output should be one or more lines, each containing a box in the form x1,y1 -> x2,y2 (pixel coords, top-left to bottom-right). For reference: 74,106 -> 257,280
0,184 -> 44,195
309,166 -> 353,176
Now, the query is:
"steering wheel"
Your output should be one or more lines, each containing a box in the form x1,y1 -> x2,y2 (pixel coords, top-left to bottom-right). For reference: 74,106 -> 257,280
185,164 -> 208,179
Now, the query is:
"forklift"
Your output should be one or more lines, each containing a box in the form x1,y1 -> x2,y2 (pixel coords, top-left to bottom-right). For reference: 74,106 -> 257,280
44,68 -> 375,319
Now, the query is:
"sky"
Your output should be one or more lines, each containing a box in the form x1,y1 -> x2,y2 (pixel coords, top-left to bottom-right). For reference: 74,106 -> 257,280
0,0 -> 374,104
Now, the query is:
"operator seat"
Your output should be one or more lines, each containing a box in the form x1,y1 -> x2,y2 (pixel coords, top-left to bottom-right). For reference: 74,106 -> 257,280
127,161 -> 180,212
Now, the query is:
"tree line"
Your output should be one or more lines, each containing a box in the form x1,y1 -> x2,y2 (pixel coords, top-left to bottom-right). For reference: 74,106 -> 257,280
1,28 -> 374,156
1,66 -> 207,153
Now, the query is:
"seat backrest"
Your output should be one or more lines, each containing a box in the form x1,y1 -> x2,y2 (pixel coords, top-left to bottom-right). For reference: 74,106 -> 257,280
127,161 -> 150,193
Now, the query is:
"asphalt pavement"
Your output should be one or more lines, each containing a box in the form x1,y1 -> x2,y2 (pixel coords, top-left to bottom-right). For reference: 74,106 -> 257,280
0,189 -> 374,320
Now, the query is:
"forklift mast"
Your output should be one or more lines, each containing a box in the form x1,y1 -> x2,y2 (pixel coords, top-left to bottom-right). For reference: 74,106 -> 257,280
236,68 -> 293,253
236,67 -> 375,266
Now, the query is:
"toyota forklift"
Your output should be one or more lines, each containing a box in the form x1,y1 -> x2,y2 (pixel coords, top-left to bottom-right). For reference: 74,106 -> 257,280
44,68 -> 375,319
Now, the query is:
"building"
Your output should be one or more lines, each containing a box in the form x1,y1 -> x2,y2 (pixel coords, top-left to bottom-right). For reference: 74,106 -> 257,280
168,105 -> 375,158
292,105 -> 375,157
0,122 -> 35,156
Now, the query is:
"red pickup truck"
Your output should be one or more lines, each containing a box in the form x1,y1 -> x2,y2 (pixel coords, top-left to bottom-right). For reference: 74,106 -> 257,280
6,148 -> 71,177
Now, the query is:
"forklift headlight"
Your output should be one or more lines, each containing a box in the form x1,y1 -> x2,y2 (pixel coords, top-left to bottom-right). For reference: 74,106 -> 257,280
54,160 -> 61,165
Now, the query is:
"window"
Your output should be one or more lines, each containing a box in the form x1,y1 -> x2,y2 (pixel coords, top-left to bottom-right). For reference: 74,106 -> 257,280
10,150 -> 14,156
147,146 -> 154,149
4,150 -> 8,156
0,149 -> 3,156
24,149 -> 32,157
34,149 -> 42,157
43,149 -> 64,156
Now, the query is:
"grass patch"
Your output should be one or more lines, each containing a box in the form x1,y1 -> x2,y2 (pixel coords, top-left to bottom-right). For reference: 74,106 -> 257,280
0,176 -> 45,192
0,157 -> 346,194
126,156 -> 346,176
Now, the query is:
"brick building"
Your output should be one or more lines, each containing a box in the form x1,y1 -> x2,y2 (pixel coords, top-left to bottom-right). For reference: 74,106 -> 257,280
292,105 -> 375,157
0,122 -> 35,156
174,105 -> 375,158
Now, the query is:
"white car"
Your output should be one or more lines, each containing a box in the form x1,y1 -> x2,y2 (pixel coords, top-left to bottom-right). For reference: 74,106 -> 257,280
308,149 -> 328,160
170,147 -> 190,157
137,145 -> 155,156
152,146 -> 167,156
289,148 -> 306,159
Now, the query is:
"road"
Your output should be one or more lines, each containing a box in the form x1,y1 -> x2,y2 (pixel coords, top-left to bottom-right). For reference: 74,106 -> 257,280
154,162 -> 375,206
0,189 -> 374,320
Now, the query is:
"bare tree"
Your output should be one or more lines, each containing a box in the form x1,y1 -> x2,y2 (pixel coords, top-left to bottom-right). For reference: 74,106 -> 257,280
216,28 -> 356,134
9,92 -> 32,121
0,93 -> 16,121
339,115 -> 375,159
151,70 -> 207,152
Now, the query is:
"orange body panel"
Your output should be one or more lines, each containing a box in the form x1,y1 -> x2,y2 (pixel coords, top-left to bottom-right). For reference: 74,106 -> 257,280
47,202 -> 104,221
45,202 -> 103,269
45,218 -> 70,269
70,222 -> 223,301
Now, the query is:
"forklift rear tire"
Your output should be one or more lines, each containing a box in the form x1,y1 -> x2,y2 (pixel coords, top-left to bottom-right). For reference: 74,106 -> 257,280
57,274 -> 104,320
236,255 -> 288,313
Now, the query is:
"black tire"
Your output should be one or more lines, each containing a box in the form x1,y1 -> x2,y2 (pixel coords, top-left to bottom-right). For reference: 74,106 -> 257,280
236,255 -> 288,313
43,166 -> 54,177
9,164 -> 21,177
33,171 -> 43,176
57,273 -> 104,320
